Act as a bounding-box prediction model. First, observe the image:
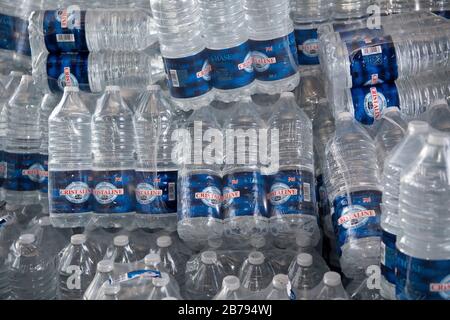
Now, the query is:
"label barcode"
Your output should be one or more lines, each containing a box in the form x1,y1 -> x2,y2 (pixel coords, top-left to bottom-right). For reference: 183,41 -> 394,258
168,182 -> 176,201
362,45 -> 382,56
169,69 -> 180,87
56,34 -> 75,42
303,183 -> 311,202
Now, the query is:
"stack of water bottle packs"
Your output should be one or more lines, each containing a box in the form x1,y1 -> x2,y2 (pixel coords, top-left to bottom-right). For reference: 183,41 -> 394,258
0,0 -> 450,300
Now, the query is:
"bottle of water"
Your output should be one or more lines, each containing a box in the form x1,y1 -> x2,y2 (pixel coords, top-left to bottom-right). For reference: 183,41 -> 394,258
314,271 -> 349,300
263,274 -> 291,300
48,86 -> 92,228
268,92 -> 319,248
38,93 -> 61,216
134,85 -> 178,231
337,72 -> 450,125
147,272 -> 182,300
185,251 -> 226,300
33,49 -> 164,94
91,86 -> 135,229
26,215 -> 69,258
324,112 -> 382,279
348,265 -> 384,300
288,253 -> 323,300
333,0 -> 373,20
178,106 -> 223,250
244,0 -> 299,94
8,233 -> 58,300
213,275 -> 252,300
396,131 -> 450,300
290,235 -> 330,276
58,234 -> 102,300
199,0 -> 255,102
83,259 -> 114,300
239,251 -> 275,292
223,97 -> 268,244
149,0 -> 214,110
97,282 -> 121,300
290,0 -> 332,68
0,211 -> 21,299
29,8 -> 158,55
374,108 -> 407,170
106,235 -> 138,275
425,99 -> 450,132
4,75 -> 43,223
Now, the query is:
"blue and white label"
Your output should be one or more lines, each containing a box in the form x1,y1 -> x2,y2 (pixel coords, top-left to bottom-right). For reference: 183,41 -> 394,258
222,171 -> 268,218
267,169 -> 316,217
39,154 -> 49,193
332,190 -> 382,256
396,250 -> 450,300
345,33 -> 398,87
294,28 -> 320,65
4,152 -> 42,191
0,13 -> 31,56
350,83 -> 400,125
249,32 -> 298,82
49,170 -> 92,214
381,229 -> 397,287
163,49 -> 212,99
135,170 -> 177,215
43,9 -> 88,53
179,173 -> 222,220
208,41 -> 254,90
92,170 -> 135,214
47,52 -> 90,93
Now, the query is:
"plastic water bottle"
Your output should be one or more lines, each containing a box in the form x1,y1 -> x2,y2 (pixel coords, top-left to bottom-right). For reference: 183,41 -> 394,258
290,0 -> 332,68
262,274 -> 291,300
184,250 -> 226,300
291,235 -> 330,276
268,92 -> 319,247
348,265 -> 384,300
106,235 -> 138,275
314,271 -> 349,300
29,8 -> 158,55
178,106 -> 223,250
396,131 -> 450,300
147,272 -> 182,300
239,251 -> 275,292
374,108 -> 407,170
336,72 -> 450,125
26,215 -> 69,258
149,0 -> 214,110
324,112 -> 382,279
48,86 -> 92,228
4,75 -> 43,221
332,0 -> 373,20
83,259 -> 114,300
288,253 -> 323,300
91,86 -> 135,229
33,49 -> 164,94
244,0 -> 299,94
223,97 -> 268,243
213,275 -> 252,300
58,234 -> 102,300
134,85 -> 178,231
0,211 -> 21,299
199,0 -> 255,102
425,99 -> 450,132
8,233 -> 58,300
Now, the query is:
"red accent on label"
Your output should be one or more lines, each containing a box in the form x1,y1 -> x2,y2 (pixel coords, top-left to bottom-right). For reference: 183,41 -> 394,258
196,64 -> 212,78
22,169 -> 40,176
430,282 -> 450,292
115,177 -> 122,182
223,191 -> 240,201
231,179 -> 238,185
61,9 -> 68,28
195,192 -> 221,201
370,87 -> 382,120
64,67 -> 72,86
338,209 -> 376,225
253,57 -> 277,65
136,189 -> 162,197
371,74 -> 379,84
93,188 -> 124,196
269,188 -> 297,198
59,188 -> 90,196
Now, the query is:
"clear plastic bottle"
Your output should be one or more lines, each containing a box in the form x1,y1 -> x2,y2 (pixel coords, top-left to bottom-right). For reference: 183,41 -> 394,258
288,253 -> 323,300
223,97 -> 268,244
213,275 -> 252,300
268,92 -> 319,248
425,99 -> 450,132
4,75 -> 43,222
333,0 -> 373,20
106,235 -> 138,275
199,0 -> 255,102
91,86 -> 135,229
48,86 -> 92,228
348,265 -> 384,300
184,250 -> 226,300
98,282 -> 121,300
58,234 -> 102,300
390,0 -> 450,14
26,215 -> 69,258
147,272 -> 182,300
239,251 -> 275,292
374,108 -> 408,170
149,0 -> 214,110
396,131 -> 450,300
8,233 -> 58,300
83,259 -> 114,300
244,0 -> 299,94
178,106 -> 223,250
324,112 -> 382,279
134,85 -> 178,231
263,274 -> 291,300
314,271 -> 350,300
290,235 -> 330,276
